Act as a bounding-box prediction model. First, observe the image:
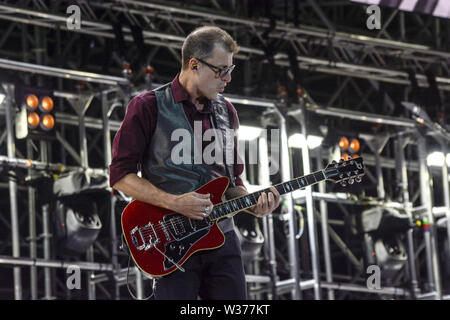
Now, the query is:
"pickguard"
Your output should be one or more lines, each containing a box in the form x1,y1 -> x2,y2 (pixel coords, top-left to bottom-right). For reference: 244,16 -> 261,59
163,228 -> 210,270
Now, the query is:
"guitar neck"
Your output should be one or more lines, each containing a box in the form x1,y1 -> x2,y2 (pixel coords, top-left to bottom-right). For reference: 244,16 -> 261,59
209,170 -> 326,221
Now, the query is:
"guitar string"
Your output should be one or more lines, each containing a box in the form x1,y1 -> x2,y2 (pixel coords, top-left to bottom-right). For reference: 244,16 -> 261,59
137,174 -> 321,240
137,187 -> 273,241
138,166 -> 353,239
138,190 -> 264,240
138,173 -> 325,240
128,163 -> 361,244
137,177 -> 310,241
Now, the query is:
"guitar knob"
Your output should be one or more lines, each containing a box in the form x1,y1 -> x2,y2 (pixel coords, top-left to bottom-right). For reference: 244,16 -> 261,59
341,181 -> 347,187
348,155 -> 352,160
331,160 -> 337,164
339,158 -> 344,164
355,176 -> 362,183
169,244 -> 176,251
348,178 -> 354,185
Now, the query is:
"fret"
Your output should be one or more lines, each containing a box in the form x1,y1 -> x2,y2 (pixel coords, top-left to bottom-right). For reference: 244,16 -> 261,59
209,171 -> 329,222
238,198 -> 245,209
238,199 -> 243,209
300,177 -> 306,187
314,171 -> 325,182
274,184 -> 284,195
288,181 -> 294,191
305,174 -> 316,185
243,196 -> 252,207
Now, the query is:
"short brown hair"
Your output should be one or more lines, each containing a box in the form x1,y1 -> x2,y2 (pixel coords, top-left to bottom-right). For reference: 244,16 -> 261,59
181,26 -> 239,70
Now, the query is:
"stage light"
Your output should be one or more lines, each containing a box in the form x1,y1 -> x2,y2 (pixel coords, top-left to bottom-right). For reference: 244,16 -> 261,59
339,136 -> 349,150
427,152 -> 450,167
41,114 -> 55,131
349,138 -> 360,153
40,96 -> 54,112
27,112 -> 40,129
288,133 -> 323,149
16,93 -> 56,140
26,94 -> 39,110
239,125 -> 263,141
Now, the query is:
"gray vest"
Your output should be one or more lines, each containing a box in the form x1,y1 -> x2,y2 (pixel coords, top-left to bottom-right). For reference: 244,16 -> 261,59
143,83 -> 236,233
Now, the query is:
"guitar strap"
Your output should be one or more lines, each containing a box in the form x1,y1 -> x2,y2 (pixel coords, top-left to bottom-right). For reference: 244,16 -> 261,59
209,104 -> 236,188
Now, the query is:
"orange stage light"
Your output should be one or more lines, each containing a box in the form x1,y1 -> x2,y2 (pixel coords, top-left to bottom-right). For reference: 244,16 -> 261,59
26,94 -> 39,110
339,137 -> 349,150
40,96 -> 54,112
349,138 -> 360,153
27,112 -> 40,128
41,114 -> 55,130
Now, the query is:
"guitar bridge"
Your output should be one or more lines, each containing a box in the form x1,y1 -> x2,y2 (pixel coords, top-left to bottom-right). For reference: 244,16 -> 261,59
130,223 -> 160,251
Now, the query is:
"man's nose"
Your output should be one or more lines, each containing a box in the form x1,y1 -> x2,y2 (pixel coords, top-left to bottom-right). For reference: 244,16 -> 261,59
222,71 -> 232,83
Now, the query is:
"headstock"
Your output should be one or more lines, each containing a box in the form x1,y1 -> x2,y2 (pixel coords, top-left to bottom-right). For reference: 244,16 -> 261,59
324,157 -> 365,186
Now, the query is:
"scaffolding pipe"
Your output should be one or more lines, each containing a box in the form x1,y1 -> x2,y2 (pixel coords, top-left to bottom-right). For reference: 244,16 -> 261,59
258,133 -> 277,299
276,109 -> 302,299
317,151 -> 334,300
0,255 -> 113,271
298,101 -> 321,300
102,90 -> 121,299
417,137 -> 442,299
395,135 -> 420,296
440,142 -> 450,281
3,83 -> 22,300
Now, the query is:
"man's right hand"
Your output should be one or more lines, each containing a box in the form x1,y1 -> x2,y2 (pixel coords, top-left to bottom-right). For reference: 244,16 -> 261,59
170,192 -> 214,220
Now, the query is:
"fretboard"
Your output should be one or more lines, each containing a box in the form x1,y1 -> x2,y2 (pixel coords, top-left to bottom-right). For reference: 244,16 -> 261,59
209,170 -> 326,221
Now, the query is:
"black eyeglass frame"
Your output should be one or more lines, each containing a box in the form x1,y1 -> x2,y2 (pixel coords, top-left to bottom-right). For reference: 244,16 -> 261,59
195,57 -> 235,78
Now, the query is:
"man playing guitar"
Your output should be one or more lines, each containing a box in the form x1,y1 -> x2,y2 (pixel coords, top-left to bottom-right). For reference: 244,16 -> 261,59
110,26 -> 280,300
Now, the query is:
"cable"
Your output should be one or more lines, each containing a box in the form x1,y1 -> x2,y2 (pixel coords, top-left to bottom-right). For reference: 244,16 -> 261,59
121,233 -> 154,300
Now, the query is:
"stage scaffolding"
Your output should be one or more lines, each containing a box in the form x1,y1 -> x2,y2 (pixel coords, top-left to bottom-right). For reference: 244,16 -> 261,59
0,56 -> 449,300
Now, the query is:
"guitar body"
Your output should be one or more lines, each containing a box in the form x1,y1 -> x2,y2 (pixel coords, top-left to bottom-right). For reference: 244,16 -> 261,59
121,157 -> 365,279
121,176 -> 230,277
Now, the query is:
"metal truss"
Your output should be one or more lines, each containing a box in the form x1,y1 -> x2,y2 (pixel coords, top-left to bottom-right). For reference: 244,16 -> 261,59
0,0 -> 449,301
0,0 -> 449,94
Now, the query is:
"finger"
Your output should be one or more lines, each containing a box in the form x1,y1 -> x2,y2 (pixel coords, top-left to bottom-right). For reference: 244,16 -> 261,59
193,192 -> 211,199
268,192 -> 274,209
270,186 -> 280,197
263,192 -> 269,211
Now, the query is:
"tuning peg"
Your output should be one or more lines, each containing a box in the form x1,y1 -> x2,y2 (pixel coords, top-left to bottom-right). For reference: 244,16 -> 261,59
340,181 -> 347,187
348,178 -> 354,185
355,176 -> 362,183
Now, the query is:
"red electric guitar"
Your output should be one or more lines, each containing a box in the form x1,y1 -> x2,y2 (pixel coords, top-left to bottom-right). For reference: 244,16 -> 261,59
121,157 -> 365,277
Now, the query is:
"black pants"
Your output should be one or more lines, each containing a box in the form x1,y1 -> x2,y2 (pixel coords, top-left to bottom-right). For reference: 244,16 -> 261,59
154,230 -> 247,300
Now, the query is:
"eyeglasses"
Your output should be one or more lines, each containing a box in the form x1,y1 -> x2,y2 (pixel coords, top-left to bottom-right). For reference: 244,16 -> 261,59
196,58 -> 235,78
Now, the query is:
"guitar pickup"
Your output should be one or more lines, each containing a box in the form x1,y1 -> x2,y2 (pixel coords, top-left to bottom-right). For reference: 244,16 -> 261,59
159,221 -> 172,241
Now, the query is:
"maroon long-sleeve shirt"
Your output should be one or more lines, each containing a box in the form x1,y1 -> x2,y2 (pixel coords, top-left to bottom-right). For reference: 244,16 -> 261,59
109,74 -> 245,189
